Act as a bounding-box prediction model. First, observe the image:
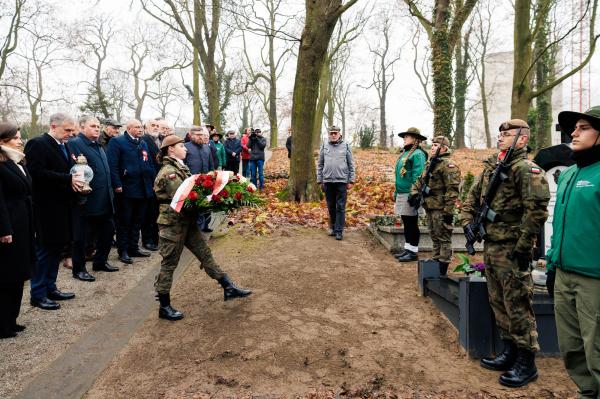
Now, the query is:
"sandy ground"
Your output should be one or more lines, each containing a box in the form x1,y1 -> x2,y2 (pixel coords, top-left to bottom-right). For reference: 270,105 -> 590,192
85,228 -> 576,399
0,249 -> 160,398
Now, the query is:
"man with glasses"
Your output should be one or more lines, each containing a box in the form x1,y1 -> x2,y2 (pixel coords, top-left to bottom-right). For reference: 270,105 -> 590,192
106,119 -> 156,264
317,126 -> 355,241
459,119 -> 550,388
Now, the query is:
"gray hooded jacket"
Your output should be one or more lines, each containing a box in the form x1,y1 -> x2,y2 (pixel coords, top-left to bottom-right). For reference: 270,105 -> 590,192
317,139 -> 356,184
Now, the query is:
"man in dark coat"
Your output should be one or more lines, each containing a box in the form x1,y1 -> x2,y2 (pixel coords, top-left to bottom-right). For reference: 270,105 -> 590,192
24,113 -> 83,310
224,130 -> 242,173
69,116 -> 118,280
184,126 -> 214,173
106,119 -> 155,264
140,118 -> 161,251
98,118 -> 122,148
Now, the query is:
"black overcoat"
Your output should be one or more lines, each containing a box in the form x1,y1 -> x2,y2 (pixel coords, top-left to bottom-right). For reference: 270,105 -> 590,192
24,133 -> 75,245
0,159 -> 34,282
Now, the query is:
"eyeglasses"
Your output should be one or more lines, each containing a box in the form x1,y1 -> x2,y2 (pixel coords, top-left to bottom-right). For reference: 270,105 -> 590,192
498,131 -> 517,138
329,131 -> 340,135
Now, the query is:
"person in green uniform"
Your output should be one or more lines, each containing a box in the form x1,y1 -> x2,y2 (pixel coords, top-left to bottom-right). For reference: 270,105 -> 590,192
210,132 -> 226,170
410,136 -> 461,275
546,106 -> 600,399
459,119 -> 550,388
153,135 -> 251,321
394,127 -> 427,262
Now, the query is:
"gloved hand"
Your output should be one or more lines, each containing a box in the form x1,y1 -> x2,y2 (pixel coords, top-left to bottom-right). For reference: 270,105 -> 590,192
546,268 -> 556,298
443,214 -> 454,226
463,224 -> 476,243
407,194 -> 419,207
507,249 -> 532,271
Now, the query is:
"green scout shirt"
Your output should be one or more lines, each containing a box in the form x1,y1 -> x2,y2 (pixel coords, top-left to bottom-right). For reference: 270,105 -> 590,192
213,141 -> 226,168
411,152 -> 461,215
459,147 -> 550,253
154,156 -> 191,226
546,160 -> 600,279
394,147 -> 426,195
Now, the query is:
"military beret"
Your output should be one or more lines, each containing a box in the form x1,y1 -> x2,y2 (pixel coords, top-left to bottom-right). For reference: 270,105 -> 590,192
499,119 -> 529,131
160,135 -> 184,150
432,136 -> 450,147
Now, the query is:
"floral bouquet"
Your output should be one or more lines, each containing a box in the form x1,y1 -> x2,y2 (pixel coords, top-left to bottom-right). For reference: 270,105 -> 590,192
453,254 -> 486,277
170,170 -> 263,214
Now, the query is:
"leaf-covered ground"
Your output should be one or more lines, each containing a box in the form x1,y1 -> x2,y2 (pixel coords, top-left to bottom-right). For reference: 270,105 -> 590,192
231,147 -> 496,235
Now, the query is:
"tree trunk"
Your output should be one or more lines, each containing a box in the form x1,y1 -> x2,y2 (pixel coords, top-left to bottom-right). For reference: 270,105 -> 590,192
312,61 -> 330,150
268,75 -> 278,148
511,0 -> 534,119
534,20 -> 553,151
379,90 -> 387,148
192,48 -> 201,125
204,59 -> 221,132
454,32 -> 468,148
431,2 -> 454,140
288,2 -> 341,202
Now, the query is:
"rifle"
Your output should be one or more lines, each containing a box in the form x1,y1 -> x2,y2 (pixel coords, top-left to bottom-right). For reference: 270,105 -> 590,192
465,129 -> 522,255
410,145 -> 442,210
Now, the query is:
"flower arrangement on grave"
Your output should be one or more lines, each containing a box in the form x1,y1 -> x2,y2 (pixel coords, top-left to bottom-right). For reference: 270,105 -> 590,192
170,170 -> 263,214
453,254 -> 486,277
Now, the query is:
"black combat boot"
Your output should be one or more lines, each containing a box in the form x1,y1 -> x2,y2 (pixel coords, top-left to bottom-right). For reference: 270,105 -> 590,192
499,348 -> 538,387
158,293 -> 184,321
480,340 -> 518,371
439,262 -> 449,276
396,249 -> 418,262
394,250 -> 408,259
218,275 -> 252,301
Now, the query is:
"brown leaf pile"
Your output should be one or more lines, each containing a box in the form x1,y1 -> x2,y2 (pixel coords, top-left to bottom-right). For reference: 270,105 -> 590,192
231,147 -> 497,235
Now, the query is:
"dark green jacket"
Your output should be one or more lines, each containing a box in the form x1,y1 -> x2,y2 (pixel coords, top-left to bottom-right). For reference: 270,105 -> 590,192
546,160 -> 600,279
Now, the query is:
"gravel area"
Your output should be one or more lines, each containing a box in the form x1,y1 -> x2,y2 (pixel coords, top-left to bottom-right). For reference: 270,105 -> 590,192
0,249 -> 160,398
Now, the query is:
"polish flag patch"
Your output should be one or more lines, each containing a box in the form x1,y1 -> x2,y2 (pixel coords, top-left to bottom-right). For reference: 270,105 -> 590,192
530,167 -> 542,174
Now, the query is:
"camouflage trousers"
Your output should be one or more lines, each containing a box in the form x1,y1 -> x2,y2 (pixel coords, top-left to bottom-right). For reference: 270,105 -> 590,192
155,221 -> 225,294
426,209 -> 453,263
483,240 -> 539,352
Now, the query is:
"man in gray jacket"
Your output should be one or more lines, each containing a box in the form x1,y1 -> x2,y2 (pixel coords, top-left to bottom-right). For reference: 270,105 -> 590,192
317,126 -> 356,240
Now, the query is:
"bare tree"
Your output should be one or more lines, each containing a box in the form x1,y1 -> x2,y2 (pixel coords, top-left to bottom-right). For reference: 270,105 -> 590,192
287,0 -> 359,202
364,10 -> 401,148
0,0 -> 27,81
148,71 -> 184,119
238,0 -> 295,148
410,25 -> 434,110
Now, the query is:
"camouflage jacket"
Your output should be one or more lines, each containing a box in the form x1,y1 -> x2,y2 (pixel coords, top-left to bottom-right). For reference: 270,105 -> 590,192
411,152 -> 461,214
154,156 -> 191,225
458,147 -> 550,252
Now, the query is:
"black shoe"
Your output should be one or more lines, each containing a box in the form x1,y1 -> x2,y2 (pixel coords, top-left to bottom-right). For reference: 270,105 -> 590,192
396,249 -> 418,262
394,250 -> 408,259
143,243 -> 159,251
12,324 -> 26,332
157,293 -> 184,321
119,252 -> 133,264
335,232 -> 343,241
30,297 -> 60,310
480,340 -> 518,371
48,289 -> 76,300
129,249 -> 151,257
73,271 -> 96,282
439,262 -> 449,276
499,349 -> 538,388
93,262 -> 119,272
218,275 -> 252,301
201,227 -> 213,233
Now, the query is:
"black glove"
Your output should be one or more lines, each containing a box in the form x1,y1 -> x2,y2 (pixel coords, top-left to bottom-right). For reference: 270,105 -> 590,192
443,214 -> 454,225
463,224 -> 476,243
546,268 -> 556,298
507,250 -> 532,271
407,194 -> 419,207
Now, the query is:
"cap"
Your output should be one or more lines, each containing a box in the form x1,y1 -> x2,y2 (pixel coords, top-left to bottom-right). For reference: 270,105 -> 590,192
558,105 -> 600,133
160,135 -> 184,150
499,119 -> 529,132
432,136 -> 450,147
328,125 -> 341,132
398,127 -> 427,141
102,118 -> 122,127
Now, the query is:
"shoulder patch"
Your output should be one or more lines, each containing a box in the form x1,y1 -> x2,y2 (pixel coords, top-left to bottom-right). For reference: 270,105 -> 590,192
530,166 -> 542,174
447,163 -> 456,168
168,173 -> 177,179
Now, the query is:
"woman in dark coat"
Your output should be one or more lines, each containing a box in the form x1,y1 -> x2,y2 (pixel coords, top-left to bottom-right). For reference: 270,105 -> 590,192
0,123 -> 35,338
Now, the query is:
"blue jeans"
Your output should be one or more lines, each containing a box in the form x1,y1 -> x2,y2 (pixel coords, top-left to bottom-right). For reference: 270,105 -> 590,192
248,159 -> 264,189
30,243 -> 62,300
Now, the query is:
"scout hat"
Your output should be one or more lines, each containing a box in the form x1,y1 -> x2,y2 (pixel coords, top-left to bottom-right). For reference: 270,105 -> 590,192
210,131 -> 223,139
398,127 -> 427,141
160,134 -> 184,150
558,105 -> 600,133
102,118 -> 122,127
432,136 -> 450,147
498,119 -> 529,131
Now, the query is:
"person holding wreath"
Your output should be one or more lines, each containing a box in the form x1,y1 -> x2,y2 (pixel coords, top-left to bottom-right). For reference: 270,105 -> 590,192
153,135 -> 252,321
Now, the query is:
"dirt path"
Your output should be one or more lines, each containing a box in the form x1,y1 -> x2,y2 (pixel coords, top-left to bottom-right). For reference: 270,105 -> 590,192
86,228 -> 575,398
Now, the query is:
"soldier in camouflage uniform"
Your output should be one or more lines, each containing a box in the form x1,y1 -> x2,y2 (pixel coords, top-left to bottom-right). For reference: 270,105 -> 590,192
153,135 -> 251,321
410,136 -> 461,275
459,119 -> 550,388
